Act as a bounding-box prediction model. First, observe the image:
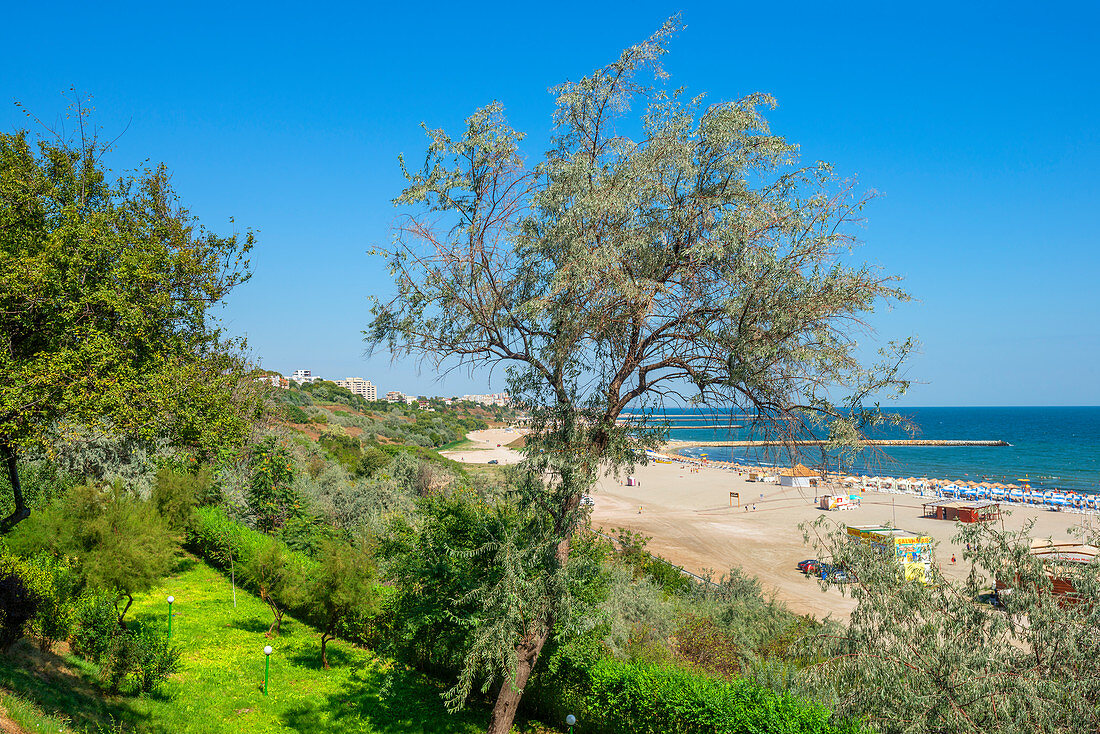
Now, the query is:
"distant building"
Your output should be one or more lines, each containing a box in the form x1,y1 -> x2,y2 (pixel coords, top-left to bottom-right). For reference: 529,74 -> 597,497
334,377 -> 377,401
385,391 -> 405,403
256,374 -> 289,389
460,392 -> 511,407
290,369 -> 322,384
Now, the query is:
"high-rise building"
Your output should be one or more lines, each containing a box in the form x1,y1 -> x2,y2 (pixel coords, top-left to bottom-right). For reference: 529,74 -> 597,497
334,377 -> 377,401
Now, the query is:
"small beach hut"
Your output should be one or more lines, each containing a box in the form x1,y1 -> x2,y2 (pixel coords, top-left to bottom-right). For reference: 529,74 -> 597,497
779,463 -> 817,487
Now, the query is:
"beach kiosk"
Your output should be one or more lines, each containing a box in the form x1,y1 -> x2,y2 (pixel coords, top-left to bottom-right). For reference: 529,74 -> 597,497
779,464 -> 818,488
922,499 -> 1001,523
847,525 -> 934,584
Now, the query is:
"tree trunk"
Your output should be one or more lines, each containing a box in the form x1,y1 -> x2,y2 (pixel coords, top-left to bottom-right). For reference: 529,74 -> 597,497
116,593 -> 134,630
485,620 -> 552,734
486,525 -> 575,734
321,631 -> 331,669
0,442 -> 29,533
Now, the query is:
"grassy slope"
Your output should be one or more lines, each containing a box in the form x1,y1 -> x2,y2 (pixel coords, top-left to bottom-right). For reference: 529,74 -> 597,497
0,556 -> 486,734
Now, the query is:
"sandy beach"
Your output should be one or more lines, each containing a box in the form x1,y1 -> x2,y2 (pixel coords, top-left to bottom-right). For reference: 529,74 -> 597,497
590,459 -> 1096,620
441,430 -> 1096,621
440,427 -> 526,465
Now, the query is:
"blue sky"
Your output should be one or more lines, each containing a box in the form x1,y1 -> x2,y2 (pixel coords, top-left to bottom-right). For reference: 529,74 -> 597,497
2,1 -> 1097,405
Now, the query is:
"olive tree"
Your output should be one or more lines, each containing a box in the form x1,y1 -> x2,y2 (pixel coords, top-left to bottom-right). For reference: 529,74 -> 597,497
368,20 -> 912,733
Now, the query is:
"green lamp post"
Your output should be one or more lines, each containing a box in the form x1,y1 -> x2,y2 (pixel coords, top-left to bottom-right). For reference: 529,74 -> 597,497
566,714 -> 576,733
166,596 -> 174,638
263,645 -> 273,695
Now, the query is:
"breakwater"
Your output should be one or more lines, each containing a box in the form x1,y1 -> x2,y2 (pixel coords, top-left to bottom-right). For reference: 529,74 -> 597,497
666,439 -> 1011,448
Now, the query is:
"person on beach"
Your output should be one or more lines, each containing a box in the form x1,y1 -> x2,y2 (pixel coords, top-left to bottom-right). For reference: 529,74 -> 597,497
951,554 -> 957,564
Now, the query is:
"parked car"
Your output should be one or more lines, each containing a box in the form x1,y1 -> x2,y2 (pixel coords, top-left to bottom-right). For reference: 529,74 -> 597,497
797,559 -> 820,574
487,459 -> 499,465
580,495 -> 595,507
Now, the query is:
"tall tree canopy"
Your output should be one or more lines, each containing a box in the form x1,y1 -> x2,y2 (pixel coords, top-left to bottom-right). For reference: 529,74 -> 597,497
0,115 -> 257,530
368,20 -> 913,733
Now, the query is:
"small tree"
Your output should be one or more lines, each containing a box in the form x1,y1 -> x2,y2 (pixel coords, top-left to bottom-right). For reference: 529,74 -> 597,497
305,539 -> 376,669
241,539 -> 299,635
248,438 -> 299,532
801,516 -> 1100,733
17,483 -> 179,627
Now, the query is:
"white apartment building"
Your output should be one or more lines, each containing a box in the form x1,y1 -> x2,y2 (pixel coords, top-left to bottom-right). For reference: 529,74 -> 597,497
290,369 -> 323,384
334,377 -> 377,401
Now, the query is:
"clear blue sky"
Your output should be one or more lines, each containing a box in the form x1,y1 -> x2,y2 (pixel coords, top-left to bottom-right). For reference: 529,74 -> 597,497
3,1 -> 1097,405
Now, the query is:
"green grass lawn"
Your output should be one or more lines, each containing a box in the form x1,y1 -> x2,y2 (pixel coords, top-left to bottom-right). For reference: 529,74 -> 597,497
0,556 -> 489,733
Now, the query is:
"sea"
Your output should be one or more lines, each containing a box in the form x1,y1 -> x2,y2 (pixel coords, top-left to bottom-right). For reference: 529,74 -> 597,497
627,407 -> 1100,495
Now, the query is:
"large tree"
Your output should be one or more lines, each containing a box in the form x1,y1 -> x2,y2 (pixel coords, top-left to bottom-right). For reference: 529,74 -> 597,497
0,109 -> 257,530
368,20 -> 912,733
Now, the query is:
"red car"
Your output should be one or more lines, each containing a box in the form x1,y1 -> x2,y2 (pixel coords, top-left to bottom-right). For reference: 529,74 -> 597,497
797,559 -> 820,574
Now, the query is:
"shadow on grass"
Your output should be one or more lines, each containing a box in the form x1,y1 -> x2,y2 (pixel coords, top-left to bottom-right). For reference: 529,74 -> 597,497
281,660 -> 484,733
0,641 -> 151,732
287,644 -> 354,671
229,616 -> 275,635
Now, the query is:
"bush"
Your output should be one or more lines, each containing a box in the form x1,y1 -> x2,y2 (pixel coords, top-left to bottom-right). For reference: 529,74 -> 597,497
582,660 -> 856,734
23,554 -> 79,651
134,628 -> 181,693
284,405 -> 310,423
0,571 -> 38,652
152,467 -> 205,531
72,593 -> 121,663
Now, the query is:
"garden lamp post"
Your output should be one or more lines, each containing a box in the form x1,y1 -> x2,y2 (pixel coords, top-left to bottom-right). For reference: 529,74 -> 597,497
565,714 -> 576,733
263,645 -> 273,695
166,596 -> 174,638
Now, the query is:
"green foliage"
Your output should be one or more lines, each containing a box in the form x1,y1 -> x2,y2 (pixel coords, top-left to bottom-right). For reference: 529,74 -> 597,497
0,569 -> 37,651
304,539 -> 378,668
581,660 -> 857,734
73,592 -> 122,664
151,467 -> 206,532
21,553 -> 79,651
284,404 -> 310,423
358,447 -> 393,477
240,538 -> 302,635
132,627 -> 182,694
248,437 -> 300,532
11,482 -> 179,625
0,121 -> 258,530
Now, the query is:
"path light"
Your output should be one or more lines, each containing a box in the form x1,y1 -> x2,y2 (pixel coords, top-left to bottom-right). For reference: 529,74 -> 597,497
263,645 -> 273,695
565,714 -> 576,733
166,596 -> 174,638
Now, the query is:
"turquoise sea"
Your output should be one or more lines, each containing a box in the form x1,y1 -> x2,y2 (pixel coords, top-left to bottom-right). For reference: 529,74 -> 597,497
630,407 -> 1100,495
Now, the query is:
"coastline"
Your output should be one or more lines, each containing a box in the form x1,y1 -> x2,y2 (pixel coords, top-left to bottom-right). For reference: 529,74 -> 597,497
439,430 -> 1097,621
591,453 -> 1096,620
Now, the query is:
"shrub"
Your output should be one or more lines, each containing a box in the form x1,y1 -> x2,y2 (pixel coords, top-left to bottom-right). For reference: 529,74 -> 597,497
152,468 -> 205,532
357,447 -> 392,477
72,593 -> 121,663
284,405 -> 310,423
583,660 -> 854,734
0,571 -> 38,652
134,628 -> 181,693
23,554 -> 79,651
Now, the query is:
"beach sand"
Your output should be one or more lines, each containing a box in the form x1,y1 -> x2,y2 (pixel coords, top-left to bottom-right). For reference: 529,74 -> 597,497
440,428 -> 526,465
590,460 -> 1096,620
441,431 -> 1095,621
